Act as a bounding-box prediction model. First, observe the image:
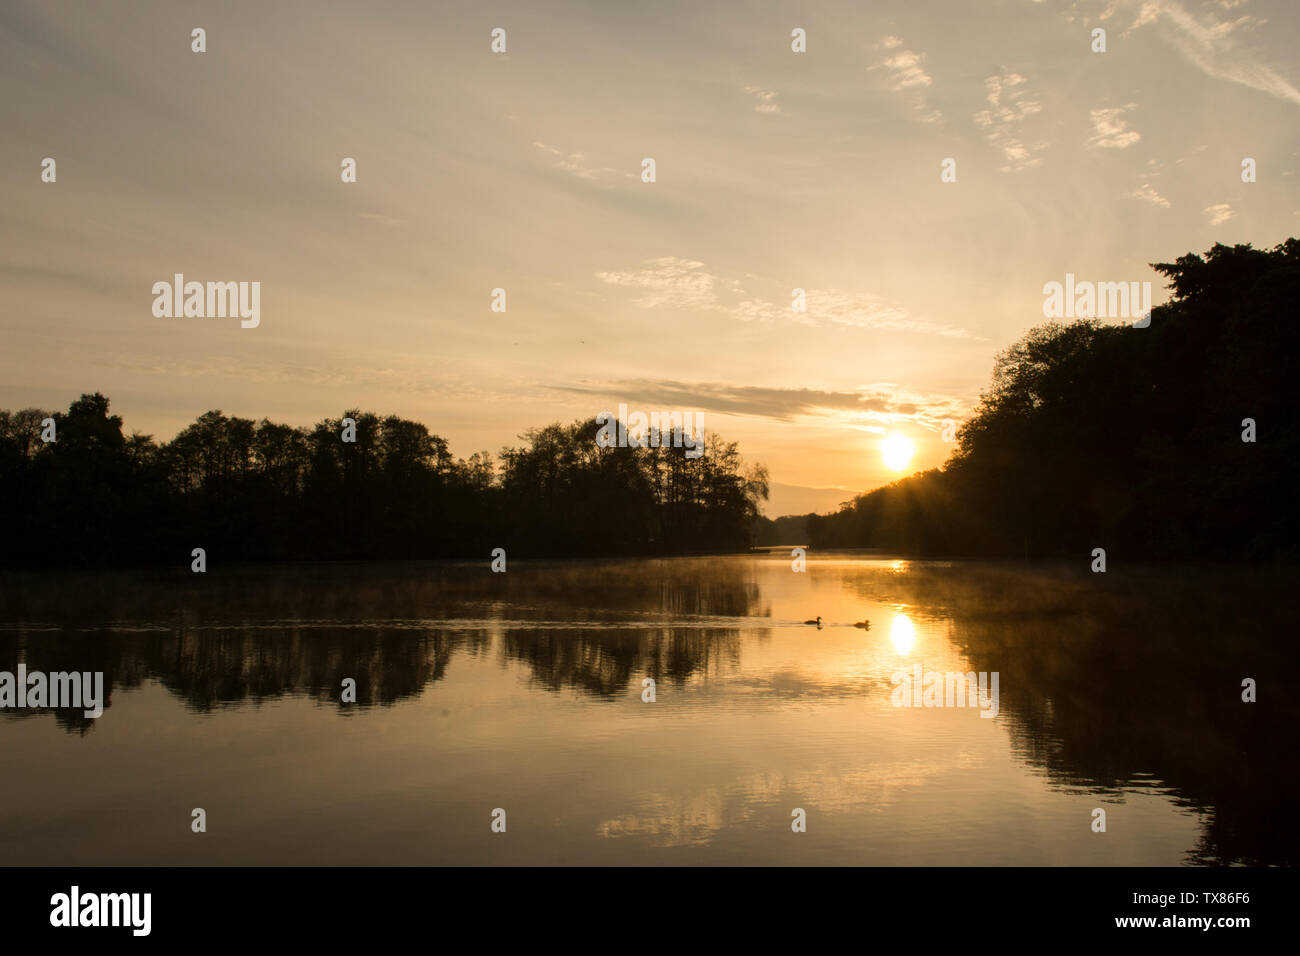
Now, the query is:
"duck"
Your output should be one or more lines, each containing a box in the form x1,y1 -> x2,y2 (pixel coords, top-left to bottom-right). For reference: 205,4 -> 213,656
853,620 -> 872,630
803,616 -> 823,628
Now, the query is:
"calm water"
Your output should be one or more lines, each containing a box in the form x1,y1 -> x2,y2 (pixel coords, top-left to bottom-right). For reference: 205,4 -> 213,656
1,555 -> 1295,866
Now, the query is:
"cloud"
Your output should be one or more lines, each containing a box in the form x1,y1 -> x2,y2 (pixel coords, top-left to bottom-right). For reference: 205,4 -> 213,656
743,85 -> 782,114
533,141 -> 616,183
1088,104 -> 1142,148
1203,202 -> 1235,225
1129,0 -> 1300,106
881,50 -> 933,91
796,289 -> 982,339
552,378 -> 970,426
871,38 -> 942,124
597,261 -> 985,340
1128,183 -> 1170,207
1174,143 -> 1208,165
595,257 -> 719,310
972,70 -> 1047,172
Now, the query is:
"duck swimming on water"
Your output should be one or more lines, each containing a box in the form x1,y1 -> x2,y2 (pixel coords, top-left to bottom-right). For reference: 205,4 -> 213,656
853,620 -> 871,630
803,616 -> 823,628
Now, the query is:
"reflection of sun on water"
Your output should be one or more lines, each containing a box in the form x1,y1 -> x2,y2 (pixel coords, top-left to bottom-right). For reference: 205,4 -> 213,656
889,612 -> 916,654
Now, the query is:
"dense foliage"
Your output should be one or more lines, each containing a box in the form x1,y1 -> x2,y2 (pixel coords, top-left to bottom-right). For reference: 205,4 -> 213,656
797,240 -> 1300,559
0,404 -> 768,566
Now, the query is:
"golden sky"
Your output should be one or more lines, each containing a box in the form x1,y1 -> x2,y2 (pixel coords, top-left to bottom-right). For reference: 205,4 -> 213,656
2,0 -> 1298,514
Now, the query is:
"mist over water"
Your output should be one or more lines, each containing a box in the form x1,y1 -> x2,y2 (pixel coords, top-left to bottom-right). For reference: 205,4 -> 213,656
1,554 -> 1293,865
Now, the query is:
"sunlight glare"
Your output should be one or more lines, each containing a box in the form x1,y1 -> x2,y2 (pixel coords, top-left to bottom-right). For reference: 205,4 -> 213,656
889,612 -> 916,655
881,435 -> 915,472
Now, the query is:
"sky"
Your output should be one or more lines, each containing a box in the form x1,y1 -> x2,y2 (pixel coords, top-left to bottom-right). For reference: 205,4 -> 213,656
1,0 -> 1297,516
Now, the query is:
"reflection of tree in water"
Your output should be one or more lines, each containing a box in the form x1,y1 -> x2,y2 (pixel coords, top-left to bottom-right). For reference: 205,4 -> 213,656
0,627 -> 473,729
841,563 -> 1300,866
144,627 -> 461,711
0,565 -> 493,728
500,626 -> 742,698
0,631 -> 137,735
0,556 -> 760,725
494,558 -> 756,696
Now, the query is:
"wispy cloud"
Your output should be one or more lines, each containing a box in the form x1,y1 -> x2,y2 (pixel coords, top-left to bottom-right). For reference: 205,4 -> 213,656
1129,0 -> 1300,106
871,37 -> 942,124
1088,104 -> 1142,148
553,378 -> 970,426
738,289 -> 983,340
1128,182 -> 1171,207
973,70 -> 1047,172
1203,202 -> 1235,225
596,261 -> 985,340
595,257 -> 721,310
743,85 -> 782,114
533,141 -> 616,183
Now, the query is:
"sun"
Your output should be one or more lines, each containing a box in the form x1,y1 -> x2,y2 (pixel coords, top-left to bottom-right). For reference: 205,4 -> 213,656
880,434 -> 915,472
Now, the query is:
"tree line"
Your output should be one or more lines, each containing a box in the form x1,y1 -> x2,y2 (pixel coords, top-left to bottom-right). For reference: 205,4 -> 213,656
0,402 -> 769,567
784,239 -> 1300,560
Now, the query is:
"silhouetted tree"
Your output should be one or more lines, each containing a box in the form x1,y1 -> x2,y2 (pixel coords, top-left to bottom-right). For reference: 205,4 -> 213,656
0,399 -> 767,565
808,238 -> 1300,559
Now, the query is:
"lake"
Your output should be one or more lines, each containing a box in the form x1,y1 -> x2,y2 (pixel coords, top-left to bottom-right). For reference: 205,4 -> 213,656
1,554 -> 1294,865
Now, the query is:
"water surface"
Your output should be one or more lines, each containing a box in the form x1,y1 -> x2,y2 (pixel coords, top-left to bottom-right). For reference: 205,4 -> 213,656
1,555 -> 1294,865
